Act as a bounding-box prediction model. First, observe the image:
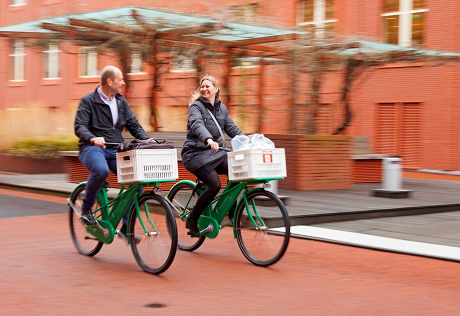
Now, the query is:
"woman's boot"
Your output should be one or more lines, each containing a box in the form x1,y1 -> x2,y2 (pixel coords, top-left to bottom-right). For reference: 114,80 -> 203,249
185,207 -> 201,237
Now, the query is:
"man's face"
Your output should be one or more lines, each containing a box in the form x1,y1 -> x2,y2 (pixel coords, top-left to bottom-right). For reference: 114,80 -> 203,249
109,70 -> 125,95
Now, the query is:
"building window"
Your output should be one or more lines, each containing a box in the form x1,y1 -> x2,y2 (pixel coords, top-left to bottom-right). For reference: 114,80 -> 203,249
170,53 -> 196,73
43,43 -> 60,79
9,40 -> 25,81
298,0 -> 337,39
129,49 -> 145,74
382,0 -> 428,47
10,0 -> 27,5
229,3 -> 260,23
78,47 -> 98,77
232,57 -> 260,69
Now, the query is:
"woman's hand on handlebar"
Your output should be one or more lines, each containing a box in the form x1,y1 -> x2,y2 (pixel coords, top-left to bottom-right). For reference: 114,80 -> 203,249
207,139 -> 219,152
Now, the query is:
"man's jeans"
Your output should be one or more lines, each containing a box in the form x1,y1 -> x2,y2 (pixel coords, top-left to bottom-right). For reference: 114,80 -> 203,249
79,146 -> 117,210
79,146 -> 133,226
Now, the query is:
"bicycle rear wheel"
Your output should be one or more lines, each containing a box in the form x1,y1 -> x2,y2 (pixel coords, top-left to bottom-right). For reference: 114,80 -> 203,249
235,190 -> 290,266
129,192 -> 178,275
69,185 -> 103,256
167,181 -> 206,251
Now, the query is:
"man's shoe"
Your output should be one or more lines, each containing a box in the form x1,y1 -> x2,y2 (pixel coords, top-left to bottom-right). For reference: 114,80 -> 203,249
185,217 -> 201,238
80,207 -> 95,225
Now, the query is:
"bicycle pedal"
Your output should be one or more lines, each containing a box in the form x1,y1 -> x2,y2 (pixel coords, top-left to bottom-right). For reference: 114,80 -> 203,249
79,217 -> 96,226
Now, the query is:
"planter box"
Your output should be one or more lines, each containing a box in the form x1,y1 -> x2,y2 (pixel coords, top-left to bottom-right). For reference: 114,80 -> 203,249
0,153 -> 64,174
62,152 -> 119,187
264,134 -> 352,191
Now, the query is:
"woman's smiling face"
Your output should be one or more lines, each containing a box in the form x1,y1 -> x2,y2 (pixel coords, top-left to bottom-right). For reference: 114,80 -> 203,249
200,79 -> 218,101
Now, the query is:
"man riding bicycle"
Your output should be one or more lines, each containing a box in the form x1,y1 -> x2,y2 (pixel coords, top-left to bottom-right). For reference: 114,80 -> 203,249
74,65 -> 149,230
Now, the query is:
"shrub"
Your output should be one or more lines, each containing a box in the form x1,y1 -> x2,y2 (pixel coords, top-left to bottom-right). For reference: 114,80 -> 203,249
2,136 -> 78,157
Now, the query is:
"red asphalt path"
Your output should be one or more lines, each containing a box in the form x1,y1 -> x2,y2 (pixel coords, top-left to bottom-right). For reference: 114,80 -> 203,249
1,188 -> 460,315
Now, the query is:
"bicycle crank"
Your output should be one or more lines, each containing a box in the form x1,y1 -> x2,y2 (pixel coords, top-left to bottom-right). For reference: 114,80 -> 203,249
197,216 -> 220,238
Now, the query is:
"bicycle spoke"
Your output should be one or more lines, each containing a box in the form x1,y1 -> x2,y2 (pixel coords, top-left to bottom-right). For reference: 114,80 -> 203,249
69,185 -> 103,256
167,182 -> 206,251
235,190 -> 290,266
129,193 -> 177,274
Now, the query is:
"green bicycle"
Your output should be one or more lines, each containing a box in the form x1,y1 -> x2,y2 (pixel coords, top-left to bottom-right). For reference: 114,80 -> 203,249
167,153 -> 290,267
68,148 -> 178,275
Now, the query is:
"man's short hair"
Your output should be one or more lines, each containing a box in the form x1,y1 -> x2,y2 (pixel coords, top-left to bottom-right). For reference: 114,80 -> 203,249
100,66 -> 117,86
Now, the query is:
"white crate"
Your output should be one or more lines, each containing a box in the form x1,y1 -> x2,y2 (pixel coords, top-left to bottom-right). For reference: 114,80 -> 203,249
227,148 -> 287,181
116,149 -> 178,184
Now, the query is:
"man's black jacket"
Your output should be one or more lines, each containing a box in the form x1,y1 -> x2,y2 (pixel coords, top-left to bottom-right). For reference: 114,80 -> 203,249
75,86 -> 149,152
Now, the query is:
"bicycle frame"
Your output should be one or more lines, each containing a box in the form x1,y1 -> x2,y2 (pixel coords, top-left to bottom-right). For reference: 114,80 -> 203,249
171,177 -> 283,239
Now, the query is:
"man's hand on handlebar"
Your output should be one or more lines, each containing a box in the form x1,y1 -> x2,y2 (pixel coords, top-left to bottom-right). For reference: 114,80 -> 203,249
91,137 -> 106,148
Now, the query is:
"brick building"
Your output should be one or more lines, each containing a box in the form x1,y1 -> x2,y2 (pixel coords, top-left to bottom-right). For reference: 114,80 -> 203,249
1,0 -> 459,172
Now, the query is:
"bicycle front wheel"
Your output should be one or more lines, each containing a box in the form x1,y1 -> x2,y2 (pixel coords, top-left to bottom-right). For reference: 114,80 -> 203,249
129,192 -> 178,275
235,190 -> 290,267
167,181 -> 206,251
69,185 -> 103,256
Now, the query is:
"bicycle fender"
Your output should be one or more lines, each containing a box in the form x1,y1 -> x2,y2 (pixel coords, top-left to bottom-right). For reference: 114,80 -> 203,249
167,180 -> 198,196
69,182 -> 87,198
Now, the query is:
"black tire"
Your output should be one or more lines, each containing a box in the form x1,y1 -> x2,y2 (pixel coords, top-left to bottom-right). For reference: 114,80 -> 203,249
167,182 -> 206,251
235,190 -> 290,266
129,192 -> 178,275
69,185 -> 104,256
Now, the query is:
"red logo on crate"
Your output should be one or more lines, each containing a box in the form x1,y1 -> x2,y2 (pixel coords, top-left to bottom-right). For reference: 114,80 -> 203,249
262,151 -> 273,163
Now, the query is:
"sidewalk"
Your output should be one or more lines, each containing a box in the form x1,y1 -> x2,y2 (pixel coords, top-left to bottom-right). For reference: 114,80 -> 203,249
2,172 -> 460,261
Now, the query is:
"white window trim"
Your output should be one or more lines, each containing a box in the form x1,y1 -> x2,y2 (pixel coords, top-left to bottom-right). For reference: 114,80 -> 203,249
78,47 -> 98,77
9,40 -> 26,82
43,43 -> 61,80
170,53 -> 197,73
232,57 -> 261,69
297,0 -> 337,39
10,0 -> 27,6
128,50 -> 146,75
382,0 -> 429,47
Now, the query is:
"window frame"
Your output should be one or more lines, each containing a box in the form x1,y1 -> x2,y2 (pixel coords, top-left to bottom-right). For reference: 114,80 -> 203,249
297,0 -> 337,39
169,52 -> 197,73
9,40 -> 26,82
10,0 -> 27,6
128,49 -> 146,75
43,42 -> 61,80
381,0 -> 428,47
78,46 -> 98,77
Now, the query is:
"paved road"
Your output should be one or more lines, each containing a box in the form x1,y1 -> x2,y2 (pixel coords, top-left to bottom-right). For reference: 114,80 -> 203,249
2,189 -> 460,315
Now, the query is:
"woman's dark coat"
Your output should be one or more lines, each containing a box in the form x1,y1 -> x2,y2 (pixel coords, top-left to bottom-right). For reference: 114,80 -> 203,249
181,96 -> 242,175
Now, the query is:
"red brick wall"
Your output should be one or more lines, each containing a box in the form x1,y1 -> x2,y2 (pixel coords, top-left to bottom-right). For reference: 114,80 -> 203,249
2,0 -> 460,173
265,134 -> 352,190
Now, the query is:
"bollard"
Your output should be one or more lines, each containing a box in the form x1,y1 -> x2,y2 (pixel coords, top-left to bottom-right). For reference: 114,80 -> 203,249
382,157 -> 402,191
372,156 -> 411,198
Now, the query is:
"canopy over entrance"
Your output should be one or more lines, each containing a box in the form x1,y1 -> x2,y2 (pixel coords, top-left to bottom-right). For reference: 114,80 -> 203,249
0,6 -> 302,50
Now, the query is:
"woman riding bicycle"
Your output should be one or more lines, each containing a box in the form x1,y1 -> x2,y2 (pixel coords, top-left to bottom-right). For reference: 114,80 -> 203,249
181,75 -> 244,237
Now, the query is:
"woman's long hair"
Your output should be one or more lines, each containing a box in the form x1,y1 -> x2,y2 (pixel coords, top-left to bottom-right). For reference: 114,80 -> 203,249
189,75 -> 220,105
